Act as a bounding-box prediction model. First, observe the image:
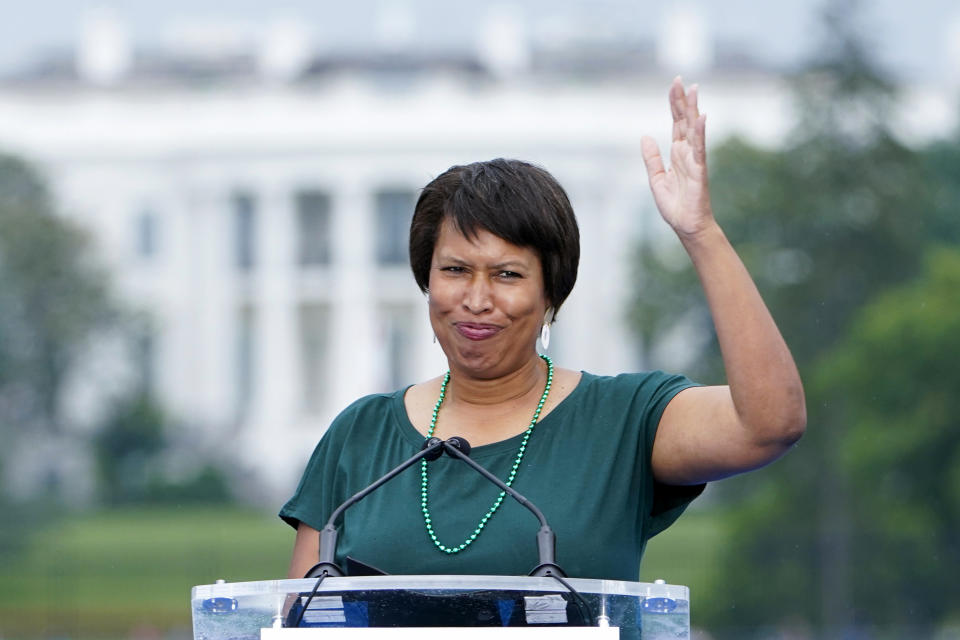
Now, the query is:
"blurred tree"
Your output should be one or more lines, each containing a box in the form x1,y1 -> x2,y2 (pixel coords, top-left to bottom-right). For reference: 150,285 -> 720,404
0,154 -> 116,487
92,391 -> 167,504
93,391 -> 234,505
0,153 -> 235,510
814,248 -> 960,632
0,153 -> 118,556
920,139 -> 960,247
630,0 -> 960,635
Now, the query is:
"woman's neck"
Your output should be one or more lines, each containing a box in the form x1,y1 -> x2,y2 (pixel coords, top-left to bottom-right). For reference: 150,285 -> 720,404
446,354 -> 546,408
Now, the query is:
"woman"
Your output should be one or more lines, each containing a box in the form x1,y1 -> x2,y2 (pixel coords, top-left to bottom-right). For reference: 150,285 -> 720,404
281,78 -> 806,581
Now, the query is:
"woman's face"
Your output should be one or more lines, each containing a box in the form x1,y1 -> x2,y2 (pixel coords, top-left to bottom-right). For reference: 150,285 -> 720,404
428,218 -> 548,379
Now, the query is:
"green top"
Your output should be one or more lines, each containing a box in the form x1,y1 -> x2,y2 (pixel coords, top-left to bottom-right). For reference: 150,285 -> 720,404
280,370 -> 705,581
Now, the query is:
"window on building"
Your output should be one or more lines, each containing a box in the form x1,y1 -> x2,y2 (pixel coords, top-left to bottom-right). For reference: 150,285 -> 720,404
236,305 -> 256,420
298,303 -> 330,415
135,208 -> 158,259
374,189 -> 415,265
233,192 -> 257,271
296,190 -> 332,266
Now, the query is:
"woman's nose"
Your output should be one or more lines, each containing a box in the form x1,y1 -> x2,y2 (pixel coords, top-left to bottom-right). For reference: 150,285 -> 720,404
463,277 -> 492,313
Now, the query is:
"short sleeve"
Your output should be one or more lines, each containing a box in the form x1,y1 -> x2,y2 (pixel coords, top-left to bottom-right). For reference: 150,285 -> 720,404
278,392 -> 400,532
279,432 -> 340,531
278,399 -> 364,531
638,373 -> 706,540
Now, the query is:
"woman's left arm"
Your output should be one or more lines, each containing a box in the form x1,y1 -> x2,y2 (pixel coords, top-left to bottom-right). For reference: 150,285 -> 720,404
641,78 -> 806,486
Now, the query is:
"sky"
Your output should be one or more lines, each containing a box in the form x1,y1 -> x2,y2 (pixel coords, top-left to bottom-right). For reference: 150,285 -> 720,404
0,0 -> 958,83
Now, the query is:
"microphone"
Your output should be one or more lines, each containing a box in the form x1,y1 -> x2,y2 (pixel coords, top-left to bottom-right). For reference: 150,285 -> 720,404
304,437 -> 445,578
441,437 -> 567,577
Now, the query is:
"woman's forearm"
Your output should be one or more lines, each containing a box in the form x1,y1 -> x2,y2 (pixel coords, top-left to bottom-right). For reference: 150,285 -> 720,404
680,220 -> 807,447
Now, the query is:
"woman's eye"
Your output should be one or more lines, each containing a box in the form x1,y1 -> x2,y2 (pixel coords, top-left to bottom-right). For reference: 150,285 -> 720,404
498,271 -> 522,279
442,266 -> 465,273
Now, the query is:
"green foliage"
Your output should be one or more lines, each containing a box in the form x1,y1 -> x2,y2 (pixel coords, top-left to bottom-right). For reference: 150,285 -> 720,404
0,154 -> 116,434
94,392 -> 167,497
920,140 -> 960,246
710,130 -> 929,365
0,152 -> 123,561
813,248 -> 960,628
144,464 -> 236,505
93,391 -> 235,505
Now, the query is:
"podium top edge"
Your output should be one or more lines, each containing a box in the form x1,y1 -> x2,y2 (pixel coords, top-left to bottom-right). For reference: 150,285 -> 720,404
191,575 -> 689,601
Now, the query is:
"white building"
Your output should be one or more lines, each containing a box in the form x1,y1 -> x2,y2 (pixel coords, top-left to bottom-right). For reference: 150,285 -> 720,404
0,14 -> 953,502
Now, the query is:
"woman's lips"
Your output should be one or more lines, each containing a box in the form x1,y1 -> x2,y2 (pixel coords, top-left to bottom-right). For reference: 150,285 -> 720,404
454,322 -> 502,341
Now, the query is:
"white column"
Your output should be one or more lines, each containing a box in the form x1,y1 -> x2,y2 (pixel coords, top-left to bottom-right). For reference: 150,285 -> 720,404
157,182 -> 196,418
329,178 -> 378,411
185,184 -> 235,425
247,183 -> 298,471
563,173 -> 642,377
597,161 -> 647,374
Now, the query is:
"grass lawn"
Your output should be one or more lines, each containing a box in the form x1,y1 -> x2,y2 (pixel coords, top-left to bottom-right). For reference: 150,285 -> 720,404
640,507 -> 726,597
0,505 -> 292,639
0,504 -> 725,639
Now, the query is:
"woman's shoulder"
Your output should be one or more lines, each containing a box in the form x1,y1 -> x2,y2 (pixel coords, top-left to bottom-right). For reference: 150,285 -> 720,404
402,376 -> 446,436
338,389 -> 402,414
403,376 -> 445,406
548,369 -> 699,444
581,368 -> 692,385
570,369 -> 697,404
323,388 -> 409,438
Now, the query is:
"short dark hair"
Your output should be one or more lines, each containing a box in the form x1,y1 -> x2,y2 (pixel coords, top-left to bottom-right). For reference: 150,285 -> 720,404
409,159 -> 580,318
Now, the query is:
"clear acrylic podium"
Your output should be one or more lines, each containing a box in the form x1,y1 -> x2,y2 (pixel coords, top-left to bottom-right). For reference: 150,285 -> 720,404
191,575 -> 689,640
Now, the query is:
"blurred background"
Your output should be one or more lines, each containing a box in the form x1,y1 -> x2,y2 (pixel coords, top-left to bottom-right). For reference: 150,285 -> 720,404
1,0 -> 958,638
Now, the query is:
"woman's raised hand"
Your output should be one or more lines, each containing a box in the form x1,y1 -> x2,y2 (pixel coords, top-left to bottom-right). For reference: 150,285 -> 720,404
641,77 -> 715,239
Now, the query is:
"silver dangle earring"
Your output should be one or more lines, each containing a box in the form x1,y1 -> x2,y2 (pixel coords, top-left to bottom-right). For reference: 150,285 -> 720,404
427,291 -> 436,343
539,322 -> 551,351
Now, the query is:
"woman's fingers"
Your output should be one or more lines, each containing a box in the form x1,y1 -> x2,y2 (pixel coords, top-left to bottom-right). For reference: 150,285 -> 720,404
670,79 -> 707,170
686,84 -> 700,124
662,78 -> 708,178
693,114 -> 707,166
670,77 -> 687,142
641,135 -> 667,183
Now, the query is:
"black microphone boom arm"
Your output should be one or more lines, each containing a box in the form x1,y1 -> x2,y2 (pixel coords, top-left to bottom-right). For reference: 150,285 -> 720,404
304,437 -> 445,579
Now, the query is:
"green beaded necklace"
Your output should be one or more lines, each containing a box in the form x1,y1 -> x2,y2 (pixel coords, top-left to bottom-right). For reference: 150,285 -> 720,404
420,354 -> 554,554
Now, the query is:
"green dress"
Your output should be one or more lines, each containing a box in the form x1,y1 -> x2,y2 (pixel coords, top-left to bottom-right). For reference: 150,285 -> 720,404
280,370 -> 705,581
